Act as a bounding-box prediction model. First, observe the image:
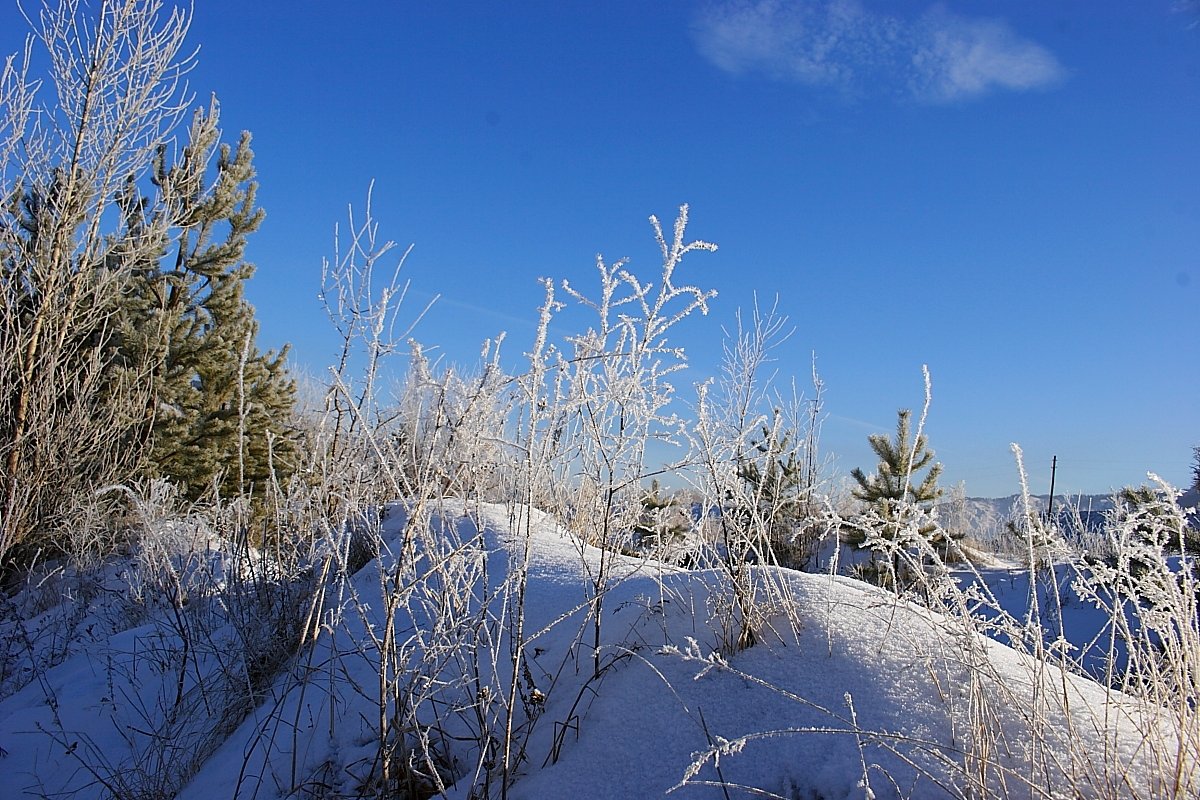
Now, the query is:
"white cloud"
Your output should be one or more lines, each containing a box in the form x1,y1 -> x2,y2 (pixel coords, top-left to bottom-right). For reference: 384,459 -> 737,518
692,0 -> 1065,103
909,9 -> 1066,102
692,0 -> 883,90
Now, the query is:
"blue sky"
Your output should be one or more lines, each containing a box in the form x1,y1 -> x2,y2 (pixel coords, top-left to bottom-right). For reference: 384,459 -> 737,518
8,1 -> 1196,498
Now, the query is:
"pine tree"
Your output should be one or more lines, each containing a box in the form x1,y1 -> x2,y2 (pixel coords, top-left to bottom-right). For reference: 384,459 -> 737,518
633,479 -> 691,553
0,2 -> 293,562
111,99 -> 298,502
847,408 -> 948,571
737,424 -> 803,513
1117,485 -> 1197,565
735,417 -> 814,568
1192,445 -> 1199,492
1103,484 -> 1200,608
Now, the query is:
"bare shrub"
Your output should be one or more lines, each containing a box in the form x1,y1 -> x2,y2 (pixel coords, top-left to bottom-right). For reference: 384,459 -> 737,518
687,300 -> 826,652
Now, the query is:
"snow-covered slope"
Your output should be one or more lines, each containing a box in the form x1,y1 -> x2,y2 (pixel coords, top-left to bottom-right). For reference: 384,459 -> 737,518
1,502 -> 1193,799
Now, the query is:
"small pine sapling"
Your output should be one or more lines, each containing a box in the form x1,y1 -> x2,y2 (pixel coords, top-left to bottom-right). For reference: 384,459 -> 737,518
846,405 -> 947,586
632,479 -> 693,559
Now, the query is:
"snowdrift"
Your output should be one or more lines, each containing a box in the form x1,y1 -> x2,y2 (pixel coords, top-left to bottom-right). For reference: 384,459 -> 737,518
1,502 -> 1193,799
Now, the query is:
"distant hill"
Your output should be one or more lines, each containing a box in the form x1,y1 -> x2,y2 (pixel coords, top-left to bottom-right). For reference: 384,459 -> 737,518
945,489 -> 1197,544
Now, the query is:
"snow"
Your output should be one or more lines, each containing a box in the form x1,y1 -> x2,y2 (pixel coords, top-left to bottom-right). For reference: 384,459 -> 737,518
0,501 -> 1192,799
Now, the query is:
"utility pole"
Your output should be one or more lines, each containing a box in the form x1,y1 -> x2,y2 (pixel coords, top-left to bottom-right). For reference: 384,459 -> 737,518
1046,455 -> 1058,526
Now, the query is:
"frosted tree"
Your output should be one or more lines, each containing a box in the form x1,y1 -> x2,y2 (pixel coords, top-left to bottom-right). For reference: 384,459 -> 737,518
1,0 -> 194,560
112,99 -> 298,502
1,1 -> 294,563
735,411 -> 821,569
1108,484 -> 1199,587
847,407 -> 948,581
632,478 -> 693,557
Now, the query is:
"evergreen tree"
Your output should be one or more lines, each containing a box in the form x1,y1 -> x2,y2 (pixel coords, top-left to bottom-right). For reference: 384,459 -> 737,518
111,99 -> 298,502
1101,484 -> 1200,608
737,424 -> 803,514
847,409 -> 949,570
0,2 -> 291,561
1117,485 -> 1198,566
2,162 -> 150,557
633,479 -> 692,553
736,416 -> 815,568
1192,445 -> 1199,492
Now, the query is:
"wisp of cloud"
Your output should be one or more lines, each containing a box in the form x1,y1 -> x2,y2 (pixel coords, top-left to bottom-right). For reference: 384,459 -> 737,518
692,0 -> 1065,103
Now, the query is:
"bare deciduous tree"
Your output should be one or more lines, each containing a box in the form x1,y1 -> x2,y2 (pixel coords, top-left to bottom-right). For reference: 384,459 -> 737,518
1,0 -> 198,562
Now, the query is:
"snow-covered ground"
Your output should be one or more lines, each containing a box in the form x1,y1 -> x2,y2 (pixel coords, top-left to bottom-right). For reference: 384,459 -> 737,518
1,502 -> 1193,799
